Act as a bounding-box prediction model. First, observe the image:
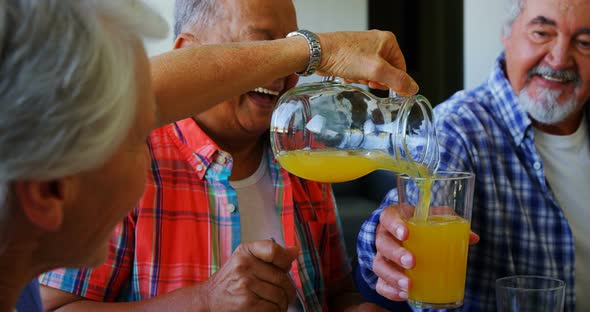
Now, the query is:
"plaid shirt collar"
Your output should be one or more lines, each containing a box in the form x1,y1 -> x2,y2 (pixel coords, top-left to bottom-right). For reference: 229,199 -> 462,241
168,118 -> 230,180
486,52 -> 532,146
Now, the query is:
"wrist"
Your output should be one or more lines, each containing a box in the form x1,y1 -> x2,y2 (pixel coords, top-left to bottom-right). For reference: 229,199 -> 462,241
286,29 -> 322,76
191,282 -> 212,312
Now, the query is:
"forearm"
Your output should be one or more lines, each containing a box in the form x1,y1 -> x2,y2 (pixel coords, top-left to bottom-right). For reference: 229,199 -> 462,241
49,285 -> 208,312
151,36 -> 308,127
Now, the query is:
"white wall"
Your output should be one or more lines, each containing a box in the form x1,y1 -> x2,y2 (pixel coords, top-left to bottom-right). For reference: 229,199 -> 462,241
142,0 -> 174,56
294,0 -> 367,32
463,0 -> 509,89
293,0 -> 367,83
141,0 -> 367,57
143,0 -> 511,90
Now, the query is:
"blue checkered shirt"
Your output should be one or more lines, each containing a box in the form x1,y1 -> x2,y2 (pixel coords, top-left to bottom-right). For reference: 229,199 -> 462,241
357,53 -> 588,312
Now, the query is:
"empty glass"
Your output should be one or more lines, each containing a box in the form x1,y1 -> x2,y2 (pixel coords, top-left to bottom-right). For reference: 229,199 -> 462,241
496,275 -> 565,312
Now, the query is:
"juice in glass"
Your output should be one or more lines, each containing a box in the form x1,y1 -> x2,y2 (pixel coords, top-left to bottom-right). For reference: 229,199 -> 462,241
403,215 -> 470,306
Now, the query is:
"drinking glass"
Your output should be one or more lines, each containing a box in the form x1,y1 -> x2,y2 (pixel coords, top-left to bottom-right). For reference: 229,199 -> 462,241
398,171 -> 475,309
496,275 -> 565,312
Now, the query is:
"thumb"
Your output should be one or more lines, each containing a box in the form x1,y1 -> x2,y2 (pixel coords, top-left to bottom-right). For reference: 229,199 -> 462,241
379,64 -> 419,96
469,232 -> 480,245
285,245 -> 300,258
282,245 -> 301,272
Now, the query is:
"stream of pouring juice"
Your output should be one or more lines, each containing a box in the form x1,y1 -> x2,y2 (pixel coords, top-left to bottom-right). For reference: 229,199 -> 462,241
405,177 -> 470,305
406,179 -> 470,305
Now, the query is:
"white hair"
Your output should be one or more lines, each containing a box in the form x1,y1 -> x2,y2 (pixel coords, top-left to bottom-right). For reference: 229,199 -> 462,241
0,0 -> 167,221
174,0 -> 221,38
503,0 -> 525,37
519,87 -> 580,124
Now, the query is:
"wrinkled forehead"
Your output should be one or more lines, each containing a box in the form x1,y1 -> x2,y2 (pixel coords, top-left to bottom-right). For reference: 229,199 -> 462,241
225,0 -> 297,35
522,0 -> 590,19
557,0 -> 590,11
517,0 -> 590,33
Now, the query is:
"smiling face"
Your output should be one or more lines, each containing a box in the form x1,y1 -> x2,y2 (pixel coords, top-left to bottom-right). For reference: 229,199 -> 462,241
502,0 -> 590,133
189,0 -> 299,143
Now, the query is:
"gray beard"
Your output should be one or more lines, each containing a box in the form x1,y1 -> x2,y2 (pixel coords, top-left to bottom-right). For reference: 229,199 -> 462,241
518,86 -> 579,125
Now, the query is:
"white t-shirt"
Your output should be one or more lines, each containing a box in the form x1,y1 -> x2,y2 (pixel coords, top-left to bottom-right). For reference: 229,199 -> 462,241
534,117 -> 590,311
229,150 -> 283,245
229,151 -> 302,312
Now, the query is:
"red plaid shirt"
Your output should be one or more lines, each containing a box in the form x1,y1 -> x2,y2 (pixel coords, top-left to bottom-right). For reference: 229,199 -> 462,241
40,118 -> 351,311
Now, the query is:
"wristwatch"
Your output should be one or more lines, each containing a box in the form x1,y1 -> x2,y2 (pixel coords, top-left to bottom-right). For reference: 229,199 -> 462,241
287,29 -> 322,76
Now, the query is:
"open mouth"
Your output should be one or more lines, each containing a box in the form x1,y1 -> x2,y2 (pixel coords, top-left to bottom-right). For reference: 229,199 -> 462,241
538,74 -> 573,83
252,87 -> 280,96
529,66 -> 578,86
246,87 -> 281,109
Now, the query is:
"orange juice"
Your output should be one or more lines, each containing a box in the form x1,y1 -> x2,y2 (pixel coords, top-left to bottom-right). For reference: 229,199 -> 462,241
276,149 -> 429,183
403,215 -> 470,304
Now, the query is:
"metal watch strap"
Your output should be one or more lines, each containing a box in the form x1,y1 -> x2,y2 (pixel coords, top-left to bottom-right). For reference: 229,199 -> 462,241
287,29 -> 321,76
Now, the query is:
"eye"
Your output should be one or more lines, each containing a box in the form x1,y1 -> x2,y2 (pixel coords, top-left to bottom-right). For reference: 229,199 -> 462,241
532,30 -> 549,40
576,36 -> 590,54
528,26 -> 555,43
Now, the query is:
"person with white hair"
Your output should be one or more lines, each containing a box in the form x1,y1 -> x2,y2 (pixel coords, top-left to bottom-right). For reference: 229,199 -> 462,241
36,0 -> 421,311
0,0 -> 421,311
356,0 -> 590,310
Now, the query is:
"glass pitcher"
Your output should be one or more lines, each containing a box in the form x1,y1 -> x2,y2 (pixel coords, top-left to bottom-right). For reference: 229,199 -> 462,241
270,77 -> 439,183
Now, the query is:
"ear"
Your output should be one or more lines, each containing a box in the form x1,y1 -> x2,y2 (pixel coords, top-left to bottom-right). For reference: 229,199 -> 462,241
173,32 -> 201,50
501,32 -> 509,49
13,179 -> 69,232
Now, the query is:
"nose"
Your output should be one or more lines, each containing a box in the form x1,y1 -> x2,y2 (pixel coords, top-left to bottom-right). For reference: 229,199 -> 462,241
545,37 -> 574,69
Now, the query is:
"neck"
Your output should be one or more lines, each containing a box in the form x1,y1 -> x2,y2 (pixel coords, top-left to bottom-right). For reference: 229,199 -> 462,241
225,138 -> 265,181
192,117 -> 267,180
532,111 -> 584,135
0,237 -> 40,311
214,132 -> 264,157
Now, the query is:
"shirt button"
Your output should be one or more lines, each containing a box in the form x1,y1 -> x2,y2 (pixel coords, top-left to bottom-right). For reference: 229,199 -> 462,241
217,155 -> 227,165
227,204 -> 236,213
533,162 -> 542,170
196,164 -> 204,172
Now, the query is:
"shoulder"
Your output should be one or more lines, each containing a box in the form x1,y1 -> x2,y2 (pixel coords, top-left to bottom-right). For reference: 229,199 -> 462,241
147,123 -> 177,148
435,85 -> 495,127
432,84 -> 505,146
432,84 -> 504,170
146,123 -> 193,166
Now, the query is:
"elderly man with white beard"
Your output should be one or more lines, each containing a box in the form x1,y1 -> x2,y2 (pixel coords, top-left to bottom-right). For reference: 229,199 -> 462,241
356,0 -> 590,311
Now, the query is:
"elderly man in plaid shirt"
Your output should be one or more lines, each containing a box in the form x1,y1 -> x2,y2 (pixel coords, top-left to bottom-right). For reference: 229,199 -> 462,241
356,0 -> 590,311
